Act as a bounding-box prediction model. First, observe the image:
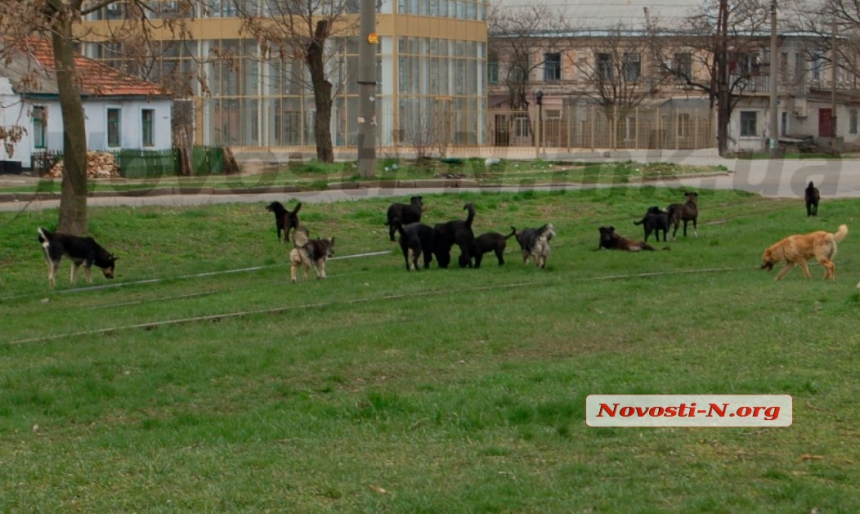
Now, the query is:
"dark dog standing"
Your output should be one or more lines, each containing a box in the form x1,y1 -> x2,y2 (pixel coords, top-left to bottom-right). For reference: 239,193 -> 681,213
433,203 -> 476,268
472,227 -> 516,268
598,226 -> 656,252
38,227 -> 118,289
393,219 -> 436,271
666,192 -> 699,239
266,201 -> 302,243
634,206 -> 669,242
385,196 -> 423,242
805,181 -> 820,217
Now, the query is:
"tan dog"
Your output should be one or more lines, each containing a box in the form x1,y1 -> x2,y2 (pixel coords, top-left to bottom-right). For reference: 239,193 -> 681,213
761,224 -> 847,281
290,229 -> 335,283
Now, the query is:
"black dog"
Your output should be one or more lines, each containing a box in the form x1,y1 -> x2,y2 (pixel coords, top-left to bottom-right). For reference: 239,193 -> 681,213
394,219 -> 436,271
37,227 -> 118,289
598,226 -> 656,252
805,181 -> 820,217
433,203 -> 476,268
634,206 -> 669,242
266,201 -> 302,243
515,223 -> 556,268
472,227 -> 516,268
385,196 -> 423,242
666,192 -> 699,239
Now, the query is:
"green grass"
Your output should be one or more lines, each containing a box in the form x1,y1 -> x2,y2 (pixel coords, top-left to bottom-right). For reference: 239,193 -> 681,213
0,160 -> 728,194
2,189 -> 860,511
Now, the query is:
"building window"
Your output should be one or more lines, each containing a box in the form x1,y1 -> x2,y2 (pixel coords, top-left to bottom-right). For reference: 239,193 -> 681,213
812,53 -> 823,82
673,52 -> 692,79
851,109 -> 858,135
597,53 -> 613,80
142,109 -> 154,147
781,111 -> 787,136
740,111 -> 757,137
32,106 -> 46,149
794,51 -> 803,82
544,52 -> 561,81
677,113 -> 690,138
513,114 -> 530,138
511,54 -> 529,83
107,108 -> 121,148
780,52 -> 789,82
623,53 -> 640,81
488,52 -> 498,84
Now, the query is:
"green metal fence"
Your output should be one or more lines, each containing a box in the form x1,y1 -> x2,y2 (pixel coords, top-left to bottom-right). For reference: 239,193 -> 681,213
111,149 -> 177,179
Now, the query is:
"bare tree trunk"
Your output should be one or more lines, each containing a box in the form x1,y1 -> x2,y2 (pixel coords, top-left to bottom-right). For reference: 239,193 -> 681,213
51,11 -> 88,234
307,21 -> 334,163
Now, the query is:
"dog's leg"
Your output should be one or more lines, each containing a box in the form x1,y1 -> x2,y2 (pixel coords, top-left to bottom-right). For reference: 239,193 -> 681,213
84,265 -> 93,285
70,260 -> 83,285
290,263 -> 298,283
816,258 -> 835,280
314,260 -> 327,279
46,257 -> 59,289
795,259 -> 812,279
693,218 -> 698,238
774,262 -> 796,281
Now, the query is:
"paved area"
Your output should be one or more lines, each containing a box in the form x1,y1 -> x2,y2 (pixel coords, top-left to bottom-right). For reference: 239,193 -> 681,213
2,150 -> 860,213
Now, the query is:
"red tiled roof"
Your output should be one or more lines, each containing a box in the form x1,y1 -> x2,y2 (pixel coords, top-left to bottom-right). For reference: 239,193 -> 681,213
12,38 -> 169,97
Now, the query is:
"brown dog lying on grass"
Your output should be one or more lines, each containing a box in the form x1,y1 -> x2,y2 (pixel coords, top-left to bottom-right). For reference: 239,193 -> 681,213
598,226 -> 657,252
761,224 -> 847,281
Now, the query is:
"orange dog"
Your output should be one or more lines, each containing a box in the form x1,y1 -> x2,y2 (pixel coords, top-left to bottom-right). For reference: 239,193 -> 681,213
761,224 -> 848,281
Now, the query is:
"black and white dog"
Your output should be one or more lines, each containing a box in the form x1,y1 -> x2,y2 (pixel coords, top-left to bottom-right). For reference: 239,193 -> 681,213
37,227 -> 118,289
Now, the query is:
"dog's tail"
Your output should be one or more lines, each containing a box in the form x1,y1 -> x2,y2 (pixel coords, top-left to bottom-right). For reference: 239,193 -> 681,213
833,224 -> 849,243
290,202 -> 302,215
463,203 -> 476,228
505,226 -> 517,240
37,227 -> 53,246
392,218 -> 407,238
293,228 -> 310,247
633,217 -> 645,226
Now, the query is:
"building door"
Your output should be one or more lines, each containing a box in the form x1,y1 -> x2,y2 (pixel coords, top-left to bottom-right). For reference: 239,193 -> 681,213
819,108 -> 834,137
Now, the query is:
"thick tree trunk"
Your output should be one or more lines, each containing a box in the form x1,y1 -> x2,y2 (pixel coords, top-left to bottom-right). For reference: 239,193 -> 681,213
51,12 -> 88,234
307,21 -> 334,163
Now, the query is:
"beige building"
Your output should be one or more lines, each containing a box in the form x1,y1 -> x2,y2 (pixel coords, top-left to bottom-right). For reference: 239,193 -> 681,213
79,0 -> 488,151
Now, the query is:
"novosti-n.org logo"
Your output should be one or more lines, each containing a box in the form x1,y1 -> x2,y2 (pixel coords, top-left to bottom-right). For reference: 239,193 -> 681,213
586,395 -> 792,427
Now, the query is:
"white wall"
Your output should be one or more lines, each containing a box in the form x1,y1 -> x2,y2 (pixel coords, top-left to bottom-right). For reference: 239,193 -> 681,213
0,93 -> 172,167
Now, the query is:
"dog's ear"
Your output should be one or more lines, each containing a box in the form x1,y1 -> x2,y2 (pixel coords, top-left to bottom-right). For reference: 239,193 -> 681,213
609,226 -> 615,232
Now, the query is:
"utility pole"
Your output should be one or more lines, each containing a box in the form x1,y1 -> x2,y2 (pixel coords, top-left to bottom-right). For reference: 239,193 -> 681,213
717,0 -> 729,156
831,17 -> 838,145
357,0 -> 377,177
769,0 -> 779,158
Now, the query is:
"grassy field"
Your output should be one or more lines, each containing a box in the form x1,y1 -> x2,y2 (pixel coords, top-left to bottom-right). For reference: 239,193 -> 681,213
2,188 -> 860,512
0,159 -> 728,194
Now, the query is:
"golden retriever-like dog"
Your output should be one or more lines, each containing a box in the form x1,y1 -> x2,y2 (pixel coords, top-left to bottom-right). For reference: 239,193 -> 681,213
761,224 -> 847,281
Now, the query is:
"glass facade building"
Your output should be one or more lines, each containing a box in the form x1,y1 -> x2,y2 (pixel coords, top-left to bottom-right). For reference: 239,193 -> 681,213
81,0 -> 487,149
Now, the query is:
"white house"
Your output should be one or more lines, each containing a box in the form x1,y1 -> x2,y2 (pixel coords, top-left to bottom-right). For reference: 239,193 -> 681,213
0,39 -> 173,172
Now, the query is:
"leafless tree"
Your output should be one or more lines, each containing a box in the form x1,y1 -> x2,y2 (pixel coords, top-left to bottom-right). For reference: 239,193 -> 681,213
487,2 -> 567,110
648,0 -> 775,155
234,0 -> 358,163
565,23 -> 668,142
